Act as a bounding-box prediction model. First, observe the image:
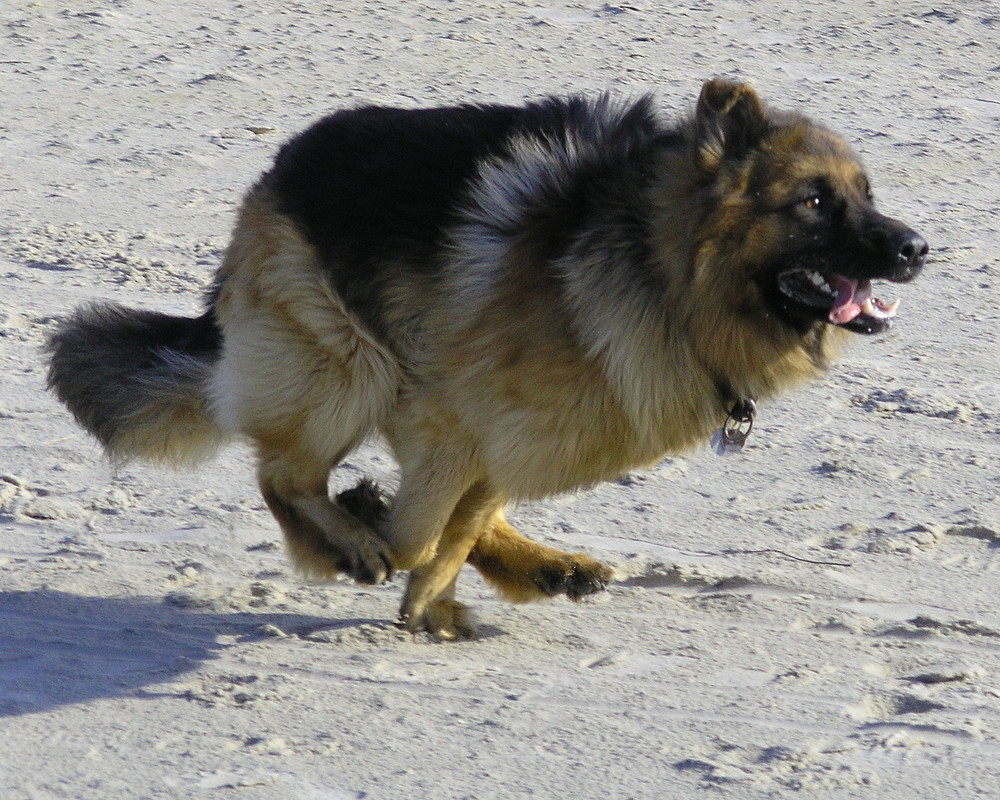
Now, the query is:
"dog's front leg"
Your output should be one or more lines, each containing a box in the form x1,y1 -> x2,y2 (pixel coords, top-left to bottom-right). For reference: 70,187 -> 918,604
396,481 -> 503,640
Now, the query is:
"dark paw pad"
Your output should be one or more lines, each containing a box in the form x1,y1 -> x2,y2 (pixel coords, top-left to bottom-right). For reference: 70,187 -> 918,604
538,559 -> 613,600
349,550 -> 394,586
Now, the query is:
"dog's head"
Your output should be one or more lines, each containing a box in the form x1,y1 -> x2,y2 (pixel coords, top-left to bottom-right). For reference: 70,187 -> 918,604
688,79 -> 927,339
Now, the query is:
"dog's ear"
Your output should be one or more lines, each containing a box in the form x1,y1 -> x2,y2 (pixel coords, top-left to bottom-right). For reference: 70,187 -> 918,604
694,79 -> 768,172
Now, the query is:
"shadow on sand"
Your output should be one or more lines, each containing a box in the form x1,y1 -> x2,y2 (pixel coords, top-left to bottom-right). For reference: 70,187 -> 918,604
0,589 -> 378,717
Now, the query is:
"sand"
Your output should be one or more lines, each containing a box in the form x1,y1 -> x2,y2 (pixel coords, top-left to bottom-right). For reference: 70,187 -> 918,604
1,1 -> 999,798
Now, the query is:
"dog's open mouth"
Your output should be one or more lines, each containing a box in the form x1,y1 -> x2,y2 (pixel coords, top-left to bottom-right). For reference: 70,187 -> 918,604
777,269 -> 899,335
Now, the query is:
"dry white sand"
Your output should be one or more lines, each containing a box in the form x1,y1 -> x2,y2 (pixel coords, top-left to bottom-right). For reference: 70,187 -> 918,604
2,2 -> 999,798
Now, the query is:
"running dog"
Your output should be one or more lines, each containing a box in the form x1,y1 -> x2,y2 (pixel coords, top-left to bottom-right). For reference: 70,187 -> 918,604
47,79 -> 927,638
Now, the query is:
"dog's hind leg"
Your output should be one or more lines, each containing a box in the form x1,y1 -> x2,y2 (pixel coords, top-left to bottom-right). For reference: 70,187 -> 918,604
468,513 -> 613,603
219,322 -> 397,584
397,481 -> 503,639
257,440 -> 392,584
257,443 -> 394,585
209,187 -> 400,585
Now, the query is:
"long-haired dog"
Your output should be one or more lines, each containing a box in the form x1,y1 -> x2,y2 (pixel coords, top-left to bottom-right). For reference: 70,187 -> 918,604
48,79 -> 926,638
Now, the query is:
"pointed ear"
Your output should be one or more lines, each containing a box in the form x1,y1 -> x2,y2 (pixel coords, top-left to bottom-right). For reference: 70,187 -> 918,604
694,79 -> 768,172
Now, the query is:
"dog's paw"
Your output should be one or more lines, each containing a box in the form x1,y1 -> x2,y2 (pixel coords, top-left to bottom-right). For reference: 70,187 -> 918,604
537,555 -> 613,600
335,479 -> 390,529
344,531 -> 395,585
399,598 -> 477,641
332,480 -> 394,584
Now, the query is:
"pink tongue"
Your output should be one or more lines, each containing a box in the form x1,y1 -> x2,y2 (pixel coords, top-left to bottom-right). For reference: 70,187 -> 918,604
827,274 -> 866,325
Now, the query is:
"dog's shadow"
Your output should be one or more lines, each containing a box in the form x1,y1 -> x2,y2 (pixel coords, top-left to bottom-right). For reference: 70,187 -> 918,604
0,589 -> 391,718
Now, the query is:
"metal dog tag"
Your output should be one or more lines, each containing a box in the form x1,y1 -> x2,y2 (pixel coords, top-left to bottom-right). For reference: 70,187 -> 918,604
711,427 -> 743,455
712,398 -> 756,456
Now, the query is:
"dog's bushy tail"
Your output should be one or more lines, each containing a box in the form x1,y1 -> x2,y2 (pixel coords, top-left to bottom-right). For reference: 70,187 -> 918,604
46,302 -> 226,465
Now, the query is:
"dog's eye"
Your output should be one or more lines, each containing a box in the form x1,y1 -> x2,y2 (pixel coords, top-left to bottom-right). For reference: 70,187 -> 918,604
802,195 -> 822,211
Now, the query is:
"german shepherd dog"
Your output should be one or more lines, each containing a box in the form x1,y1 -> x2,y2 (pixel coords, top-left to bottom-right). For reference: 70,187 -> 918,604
47,80 -> 927,638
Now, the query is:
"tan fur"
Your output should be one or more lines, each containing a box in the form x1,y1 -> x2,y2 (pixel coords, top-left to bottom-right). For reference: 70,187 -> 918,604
469,514 -> 613,605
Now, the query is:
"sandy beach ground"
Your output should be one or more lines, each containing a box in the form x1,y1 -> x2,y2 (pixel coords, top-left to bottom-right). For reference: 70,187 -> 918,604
1,2 -> 998,798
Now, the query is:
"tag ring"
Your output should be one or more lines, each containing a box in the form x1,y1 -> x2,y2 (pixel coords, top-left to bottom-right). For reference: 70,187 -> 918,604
722,399 -> 756,448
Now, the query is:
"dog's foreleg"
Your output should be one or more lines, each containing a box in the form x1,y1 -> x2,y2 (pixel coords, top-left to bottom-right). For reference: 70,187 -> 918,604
378,440 -> 480,571
397,481 -> 502,639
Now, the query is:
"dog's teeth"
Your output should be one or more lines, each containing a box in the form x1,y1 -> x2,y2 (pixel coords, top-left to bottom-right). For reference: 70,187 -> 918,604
861,297 -> 900,319
806,272 -> 834,294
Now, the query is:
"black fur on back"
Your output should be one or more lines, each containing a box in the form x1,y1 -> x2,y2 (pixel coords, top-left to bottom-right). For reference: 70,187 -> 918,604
261,96 -> 675,341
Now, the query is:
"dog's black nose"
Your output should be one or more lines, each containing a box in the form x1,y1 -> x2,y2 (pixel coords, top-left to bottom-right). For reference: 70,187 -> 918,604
897,231 -> 928,271
866,212 -> 929,282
